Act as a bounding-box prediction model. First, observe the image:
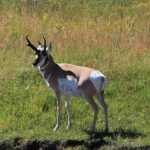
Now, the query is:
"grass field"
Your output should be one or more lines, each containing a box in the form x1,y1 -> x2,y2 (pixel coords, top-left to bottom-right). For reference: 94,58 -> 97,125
0,0 -> 150,149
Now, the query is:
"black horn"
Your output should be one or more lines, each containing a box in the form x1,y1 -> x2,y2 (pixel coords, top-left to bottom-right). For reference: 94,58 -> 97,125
26,36 -> 37,52
38,41 -> 42,46
43,36 -> 47,51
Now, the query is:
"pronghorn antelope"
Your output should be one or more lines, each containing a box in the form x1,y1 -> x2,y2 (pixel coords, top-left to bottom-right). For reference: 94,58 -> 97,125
26,36 -> 109,132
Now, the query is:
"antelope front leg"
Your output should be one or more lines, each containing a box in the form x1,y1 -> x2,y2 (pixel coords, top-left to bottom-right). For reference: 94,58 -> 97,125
65,96 -> 71,129
53,92 -> 61,131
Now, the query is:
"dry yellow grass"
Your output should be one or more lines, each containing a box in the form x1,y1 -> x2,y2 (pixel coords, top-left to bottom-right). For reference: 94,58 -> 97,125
0,1 -> 150,80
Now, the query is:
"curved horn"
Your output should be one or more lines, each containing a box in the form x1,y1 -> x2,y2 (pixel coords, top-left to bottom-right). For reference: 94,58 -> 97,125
26,36 -> 37,52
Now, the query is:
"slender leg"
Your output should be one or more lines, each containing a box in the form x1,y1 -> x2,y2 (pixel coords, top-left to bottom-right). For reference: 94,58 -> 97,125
85,96 -> 99,132
97,91 -> 109,132
65,96 -> 71,129
53,92 -> 61,131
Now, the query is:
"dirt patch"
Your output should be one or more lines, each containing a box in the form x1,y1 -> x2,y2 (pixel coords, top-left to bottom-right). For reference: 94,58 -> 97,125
0,137 -> 150,150
0,129 -> 149,150
0,137 -> 111,150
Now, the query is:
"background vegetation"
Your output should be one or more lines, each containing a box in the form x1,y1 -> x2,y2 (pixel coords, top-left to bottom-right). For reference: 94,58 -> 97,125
0,0 -> 150,148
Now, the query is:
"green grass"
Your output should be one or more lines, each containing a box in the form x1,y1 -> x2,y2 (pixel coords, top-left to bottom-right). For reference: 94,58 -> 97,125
0,48 -> 150,147
0,0 -> 150,149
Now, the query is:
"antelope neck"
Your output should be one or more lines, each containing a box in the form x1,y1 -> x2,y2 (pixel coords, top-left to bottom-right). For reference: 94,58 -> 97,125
39,56 -> 50,70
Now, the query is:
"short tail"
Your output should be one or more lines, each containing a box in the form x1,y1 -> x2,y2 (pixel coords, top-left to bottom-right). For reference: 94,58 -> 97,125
101,76 -> 108,90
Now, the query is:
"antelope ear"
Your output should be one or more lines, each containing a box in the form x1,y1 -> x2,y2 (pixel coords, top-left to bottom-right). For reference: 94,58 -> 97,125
47,42 -> 52,52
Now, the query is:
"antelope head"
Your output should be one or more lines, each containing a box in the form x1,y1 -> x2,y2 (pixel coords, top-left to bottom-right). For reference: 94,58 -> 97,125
26,36 -> 52,67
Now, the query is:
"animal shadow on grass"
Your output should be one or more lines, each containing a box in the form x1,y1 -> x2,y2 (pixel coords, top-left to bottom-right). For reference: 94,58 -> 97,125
81,128 -> 145,149
84,127 -> 144,140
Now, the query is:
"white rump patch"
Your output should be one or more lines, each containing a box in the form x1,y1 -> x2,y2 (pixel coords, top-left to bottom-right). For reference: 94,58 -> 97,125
58,76 -> 82,96
90,70 -> 106,91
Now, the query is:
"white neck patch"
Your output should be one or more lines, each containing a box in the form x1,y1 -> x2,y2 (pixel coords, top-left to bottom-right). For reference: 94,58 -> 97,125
37,45 -> 44,51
